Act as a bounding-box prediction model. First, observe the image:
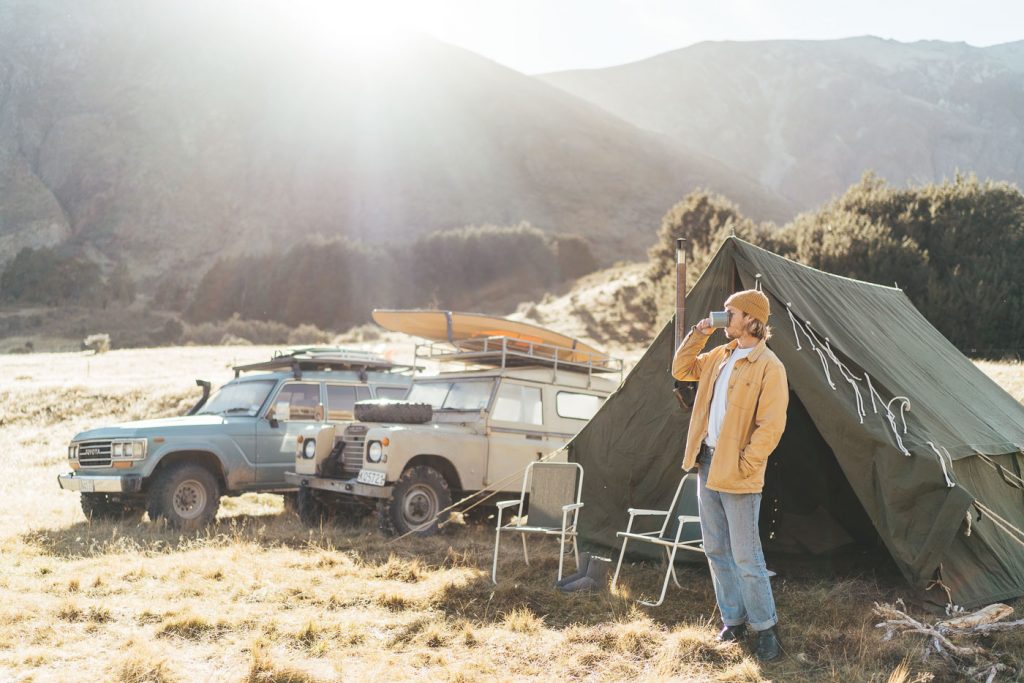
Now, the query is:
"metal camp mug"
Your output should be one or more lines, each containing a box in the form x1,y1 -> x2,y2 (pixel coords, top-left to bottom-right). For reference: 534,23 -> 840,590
708,311 -> 731,328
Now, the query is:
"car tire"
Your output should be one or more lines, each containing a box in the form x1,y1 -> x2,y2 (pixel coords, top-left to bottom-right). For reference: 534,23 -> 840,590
80,493 -> 144,523
282,492 -> 299,515
296,486 -> 335,528
354,400 -> 433,424
146,462 -> 221,531
379,465 -> 451,536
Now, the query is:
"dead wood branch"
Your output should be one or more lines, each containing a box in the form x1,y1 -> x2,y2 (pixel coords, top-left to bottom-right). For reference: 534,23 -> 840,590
873,601 -> 1024,681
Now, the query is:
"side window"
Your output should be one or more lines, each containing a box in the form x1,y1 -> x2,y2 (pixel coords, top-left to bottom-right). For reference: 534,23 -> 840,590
375,386 -> 408,400
326,385 -> 358,421
273,383 -> 321,421
356,386 -> 371,401
556,392 -> 602,421
492,382 -> 543,425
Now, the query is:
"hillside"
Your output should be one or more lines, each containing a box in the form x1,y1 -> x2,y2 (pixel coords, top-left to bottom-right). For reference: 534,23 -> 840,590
0,0 -> 790,289
541,37 -> 1024,208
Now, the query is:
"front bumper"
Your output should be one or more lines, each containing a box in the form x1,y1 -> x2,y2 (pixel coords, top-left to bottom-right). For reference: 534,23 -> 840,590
284,471 -> 393,499
57,473 -> 143,493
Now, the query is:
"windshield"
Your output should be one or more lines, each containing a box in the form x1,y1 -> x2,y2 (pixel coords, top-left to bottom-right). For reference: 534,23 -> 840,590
406,379 -> 494,411
198,380 -> 275,417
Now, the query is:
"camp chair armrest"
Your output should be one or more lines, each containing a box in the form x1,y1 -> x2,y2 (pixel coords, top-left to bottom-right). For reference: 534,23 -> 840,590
561,502 -> 584,512
627,508 -> 670,517
496,500 -> 520,510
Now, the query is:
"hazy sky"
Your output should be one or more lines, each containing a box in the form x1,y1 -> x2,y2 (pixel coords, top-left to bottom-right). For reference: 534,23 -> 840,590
376,0 -> 1024,74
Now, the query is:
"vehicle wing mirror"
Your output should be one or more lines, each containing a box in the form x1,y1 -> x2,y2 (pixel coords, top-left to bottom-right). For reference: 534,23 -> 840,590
268,401 -> 290,428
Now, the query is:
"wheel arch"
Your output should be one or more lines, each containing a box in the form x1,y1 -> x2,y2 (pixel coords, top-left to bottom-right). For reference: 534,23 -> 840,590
404,454 -> 462,493
147,451 -> 227,493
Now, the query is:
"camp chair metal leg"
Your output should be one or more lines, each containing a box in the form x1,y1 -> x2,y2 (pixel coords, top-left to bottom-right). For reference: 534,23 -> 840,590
557,531 -> 567,582
521,533 -> 529,566
670,560 -> 681,589
492,511 -> 504,584
640,544 -> 680,608
612,536 -> 629,591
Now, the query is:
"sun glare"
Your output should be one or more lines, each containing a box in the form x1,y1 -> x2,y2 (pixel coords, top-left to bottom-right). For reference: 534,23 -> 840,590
286,1 -> 415,64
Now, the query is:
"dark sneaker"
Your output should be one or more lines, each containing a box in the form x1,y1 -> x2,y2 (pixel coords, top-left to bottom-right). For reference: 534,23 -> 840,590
716,624 -> 747,642
754,626 -> 781,662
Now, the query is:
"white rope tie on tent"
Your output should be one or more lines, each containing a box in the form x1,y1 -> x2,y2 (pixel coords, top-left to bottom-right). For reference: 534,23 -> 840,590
789,302 -> 918,454
887,397 -> 911,434
754,274 -> 763,291
926,441 -> 957,487
819,335 -> 867,422
786,304 -> 802,351
801,322 -> 836,390
973,500 -> 1024,550
864,374 -> 879,414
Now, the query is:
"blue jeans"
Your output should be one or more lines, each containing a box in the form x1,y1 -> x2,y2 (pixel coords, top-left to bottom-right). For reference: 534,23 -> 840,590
697,460 -> 777,631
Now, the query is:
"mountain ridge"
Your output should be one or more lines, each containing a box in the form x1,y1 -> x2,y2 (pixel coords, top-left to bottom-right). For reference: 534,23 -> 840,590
540,36 -> 1024,209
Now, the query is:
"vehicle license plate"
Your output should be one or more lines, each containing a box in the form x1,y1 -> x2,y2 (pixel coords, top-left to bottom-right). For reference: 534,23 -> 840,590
356,470 -> 386,487
80,478 -> 95,492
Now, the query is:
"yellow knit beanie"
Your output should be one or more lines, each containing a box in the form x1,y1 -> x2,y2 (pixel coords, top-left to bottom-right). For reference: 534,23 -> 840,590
725,289 -> 770,324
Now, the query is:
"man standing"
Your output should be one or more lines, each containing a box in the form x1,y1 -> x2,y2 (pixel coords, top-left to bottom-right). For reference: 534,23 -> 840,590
672,289 -> 788,662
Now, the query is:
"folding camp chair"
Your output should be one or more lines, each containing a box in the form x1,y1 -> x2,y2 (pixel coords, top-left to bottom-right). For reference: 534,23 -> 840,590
491,461 -> 584,584
611,473 -> 703,606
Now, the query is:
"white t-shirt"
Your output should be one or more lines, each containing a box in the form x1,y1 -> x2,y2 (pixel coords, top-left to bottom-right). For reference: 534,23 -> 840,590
706,345 -> 754,448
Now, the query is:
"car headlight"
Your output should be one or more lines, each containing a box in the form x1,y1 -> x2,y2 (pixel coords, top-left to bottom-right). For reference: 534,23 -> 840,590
303,438 -> 317,459
110,439 -> 147,460
68,444 -> 78,460
367,441 -> 383,463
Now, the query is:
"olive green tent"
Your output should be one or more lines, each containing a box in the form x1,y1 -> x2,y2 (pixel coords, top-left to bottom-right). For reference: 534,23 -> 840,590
568,237 -> 1024,608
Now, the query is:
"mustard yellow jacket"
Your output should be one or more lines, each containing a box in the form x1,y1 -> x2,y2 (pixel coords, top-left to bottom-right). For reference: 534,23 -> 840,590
671,328 -> 789,493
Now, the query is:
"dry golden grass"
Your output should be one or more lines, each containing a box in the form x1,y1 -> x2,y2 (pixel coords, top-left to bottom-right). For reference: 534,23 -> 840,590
1,347 -> 1022,681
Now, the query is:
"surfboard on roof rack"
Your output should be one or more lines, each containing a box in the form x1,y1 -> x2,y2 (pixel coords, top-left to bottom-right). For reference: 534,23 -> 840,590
371,309 -> 617,370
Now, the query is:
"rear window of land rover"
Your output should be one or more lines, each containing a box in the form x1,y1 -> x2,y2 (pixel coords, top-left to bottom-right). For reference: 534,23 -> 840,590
556,392 -> 602,420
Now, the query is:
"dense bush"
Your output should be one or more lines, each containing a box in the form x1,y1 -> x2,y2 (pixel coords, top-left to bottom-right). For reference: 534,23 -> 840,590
780,174 -> 1024,355
649,175 -> 1024,356
0,247 -> 136,307
181,314 -> 295,345
407,223 -> 563,309
185,238 -> 392,330
185,223 -> 597,331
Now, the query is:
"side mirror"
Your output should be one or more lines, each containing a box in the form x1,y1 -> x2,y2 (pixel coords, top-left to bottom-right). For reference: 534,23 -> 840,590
267,401 -> 290,429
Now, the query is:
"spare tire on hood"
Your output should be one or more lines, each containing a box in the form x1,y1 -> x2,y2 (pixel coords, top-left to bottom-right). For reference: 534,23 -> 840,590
354,399 -> 433,424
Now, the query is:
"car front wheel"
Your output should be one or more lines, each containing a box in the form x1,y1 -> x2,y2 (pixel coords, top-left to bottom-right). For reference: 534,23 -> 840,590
379,465 -> 451,536
147,463 -> 221,530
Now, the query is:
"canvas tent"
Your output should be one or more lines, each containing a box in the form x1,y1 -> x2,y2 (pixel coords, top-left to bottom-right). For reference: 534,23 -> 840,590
568,236 -> 1024,608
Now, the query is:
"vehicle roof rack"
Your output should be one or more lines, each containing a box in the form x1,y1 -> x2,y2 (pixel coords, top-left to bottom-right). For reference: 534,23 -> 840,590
233,347 -> 413,380
414,335 -> 623,385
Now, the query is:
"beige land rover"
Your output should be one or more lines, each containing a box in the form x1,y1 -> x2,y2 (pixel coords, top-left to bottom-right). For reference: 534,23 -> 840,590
284,338 -> 621,535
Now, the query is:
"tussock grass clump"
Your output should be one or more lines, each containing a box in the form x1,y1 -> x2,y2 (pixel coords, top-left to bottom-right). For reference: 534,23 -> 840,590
245,638 -> 323,683
87,606 -> 114,623
414,622 -> 450,649
375,591 -> 416,611
375,555 -> 425,583
386,617 -> 432,649
651,626 -> 743,677
108,639 -> 179,683
56,601 -> 84,622
501,607 -> 544,633
157,614 -> 228,640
